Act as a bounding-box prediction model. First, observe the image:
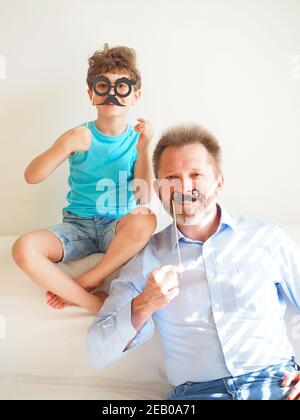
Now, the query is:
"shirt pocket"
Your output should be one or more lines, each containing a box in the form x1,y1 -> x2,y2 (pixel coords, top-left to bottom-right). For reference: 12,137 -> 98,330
225,246 -> 281,315
227,265 -> 280,315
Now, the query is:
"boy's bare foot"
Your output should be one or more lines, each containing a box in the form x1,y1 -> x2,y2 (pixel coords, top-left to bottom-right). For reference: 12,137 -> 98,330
46,291 -> 72,309
45,271 -> 101,310
46,290 -> 108,312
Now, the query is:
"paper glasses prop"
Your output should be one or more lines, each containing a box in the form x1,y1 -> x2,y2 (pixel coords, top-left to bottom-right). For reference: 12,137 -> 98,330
89,75 -> 137,107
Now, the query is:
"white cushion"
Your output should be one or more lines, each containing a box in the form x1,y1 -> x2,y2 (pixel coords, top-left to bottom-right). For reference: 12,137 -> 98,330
0,237 -> 169,400
1,226 -> 300,399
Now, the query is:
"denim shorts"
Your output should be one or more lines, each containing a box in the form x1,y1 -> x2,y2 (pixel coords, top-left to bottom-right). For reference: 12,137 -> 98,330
168,358 -> 300,400
47,210 -> 121,262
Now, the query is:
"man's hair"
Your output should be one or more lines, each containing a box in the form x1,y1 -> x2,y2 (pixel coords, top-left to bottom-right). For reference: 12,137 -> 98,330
86,43 -> 141,90
153,123 -> 222,178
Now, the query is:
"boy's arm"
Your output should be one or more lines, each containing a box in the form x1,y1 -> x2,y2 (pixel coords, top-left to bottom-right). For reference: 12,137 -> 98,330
24,126 -> 91,184
133,119 -> 153,205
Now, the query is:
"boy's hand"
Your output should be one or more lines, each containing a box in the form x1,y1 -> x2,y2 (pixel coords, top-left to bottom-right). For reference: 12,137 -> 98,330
55,126 -> 92,155
134,118 -> 153,153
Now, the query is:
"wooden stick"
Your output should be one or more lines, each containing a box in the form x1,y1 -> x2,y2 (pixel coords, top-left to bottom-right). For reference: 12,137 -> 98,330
172,200 -> 182,272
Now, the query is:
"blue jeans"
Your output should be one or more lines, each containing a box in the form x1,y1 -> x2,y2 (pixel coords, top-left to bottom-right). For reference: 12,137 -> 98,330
47,210 -> 120,262
168,359 -> 300,400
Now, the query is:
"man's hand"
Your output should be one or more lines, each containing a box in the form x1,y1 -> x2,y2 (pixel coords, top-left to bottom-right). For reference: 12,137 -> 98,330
55,126 -> 92,155
282,371 -> 300,400
131,265 -> 183,333
134,118 -> 153,153
140,265 -> 182,313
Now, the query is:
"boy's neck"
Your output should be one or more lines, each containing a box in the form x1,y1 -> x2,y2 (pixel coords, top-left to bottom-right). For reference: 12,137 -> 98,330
94,115 -> 127,137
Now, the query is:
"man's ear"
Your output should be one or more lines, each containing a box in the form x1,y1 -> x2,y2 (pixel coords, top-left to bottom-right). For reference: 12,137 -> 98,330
87,89 -> 92,101
216,173 -> 224,195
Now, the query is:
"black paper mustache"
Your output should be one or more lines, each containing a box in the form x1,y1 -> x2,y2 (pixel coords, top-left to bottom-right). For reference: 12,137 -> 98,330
99,95 -> 125,107
171,189 -> 201,204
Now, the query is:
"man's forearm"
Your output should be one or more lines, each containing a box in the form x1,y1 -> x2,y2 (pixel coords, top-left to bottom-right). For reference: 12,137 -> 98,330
124,294 -> 153,351
131,293 -> 153,333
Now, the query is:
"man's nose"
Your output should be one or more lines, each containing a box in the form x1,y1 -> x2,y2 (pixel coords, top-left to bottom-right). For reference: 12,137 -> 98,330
181,178 -> 194,194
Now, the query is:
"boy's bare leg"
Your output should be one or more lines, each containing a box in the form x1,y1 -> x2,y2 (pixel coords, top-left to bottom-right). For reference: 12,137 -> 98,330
47,208 -> 156,309
12,230 -> 106,314
85,207 -> 157,282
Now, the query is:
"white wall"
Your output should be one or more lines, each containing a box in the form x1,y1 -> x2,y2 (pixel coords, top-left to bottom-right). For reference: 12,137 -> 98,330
0,0 -> 299,235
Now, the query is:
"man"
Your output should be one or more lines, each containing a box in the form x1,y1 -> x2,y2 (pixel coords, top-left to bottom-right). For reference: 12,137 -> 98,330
87,123 -> 300,400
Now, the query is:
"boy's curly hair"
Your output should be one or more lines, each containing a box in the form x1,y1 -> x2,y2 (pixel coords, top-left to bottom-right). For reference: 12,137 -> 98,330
87,43 -> 141,91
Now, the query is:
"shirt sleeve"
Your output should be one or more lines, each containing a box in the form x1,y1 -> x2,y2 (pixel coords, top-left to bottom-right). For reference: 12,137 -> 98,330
274,225 -> 300,311
86,252 -> 155,369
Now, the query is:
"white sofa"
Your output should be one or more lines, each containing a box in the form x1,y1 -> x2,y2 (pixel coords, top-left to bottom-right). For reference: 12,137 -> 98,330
1,227 -> 300,400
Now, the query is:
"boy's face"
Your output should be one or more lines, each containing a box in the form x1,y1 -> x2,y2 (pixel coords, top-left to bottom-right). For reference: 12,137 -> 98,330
88,72 -> 141,117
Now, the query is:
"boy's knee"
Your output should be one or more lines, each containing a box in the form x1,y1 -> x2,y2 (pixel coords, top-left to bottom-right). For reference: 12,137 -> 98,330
11,234 -> 38,267
131,211 -> 157,241
139,208 -> 156,228
147,211 -> 157,231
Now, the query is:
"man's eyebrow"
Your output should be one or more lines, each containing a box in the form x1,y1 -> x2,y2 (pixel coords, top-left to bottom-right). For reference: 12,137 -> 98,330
165,168 -> 205,174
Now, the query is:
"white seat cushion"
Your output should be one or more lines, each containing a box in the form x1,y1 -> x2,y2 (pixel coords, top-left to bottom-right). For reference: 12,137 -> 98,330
1,226 -> 300,399
0,237 -> 169,400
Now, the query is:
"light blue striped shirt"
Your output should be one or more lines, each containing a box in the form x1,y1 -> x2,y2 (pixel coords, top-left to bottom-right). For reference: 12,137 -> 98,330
87,205 -> 300,386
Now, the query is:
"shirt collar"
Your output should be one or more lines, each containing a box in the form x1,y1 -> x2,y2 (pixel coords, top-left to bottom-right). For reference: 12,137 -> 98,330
169,203 -> 238,253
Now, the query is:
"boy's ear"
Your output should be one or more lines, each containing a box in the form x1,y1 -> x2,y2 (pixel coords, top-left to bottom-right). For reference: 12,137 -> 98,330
132,89 -> 141,105
87,89 -> 92,100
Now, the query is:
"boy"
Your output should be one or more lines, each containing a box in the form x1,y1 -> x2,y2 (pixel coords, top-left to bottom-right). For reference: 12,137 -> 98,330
12,44 -> 156,315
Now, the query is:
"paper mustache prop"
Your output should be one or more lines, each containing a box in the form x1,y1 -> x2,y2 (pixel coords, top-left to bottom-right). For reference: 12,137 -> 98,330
171,189 -> 201,204
89,75 -> 137,107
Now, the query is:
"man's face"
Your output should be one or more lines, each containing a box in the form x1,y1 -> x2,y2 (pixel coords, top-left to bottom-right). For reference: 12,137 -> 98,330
156,144 -> 224,226
88,72 -> 141,117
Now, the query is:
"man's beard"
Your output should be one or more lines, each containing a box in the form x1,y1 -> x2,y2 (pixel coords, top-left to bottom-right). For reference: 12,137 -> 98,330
175,198 -> 216,226
163,191 -> 218,226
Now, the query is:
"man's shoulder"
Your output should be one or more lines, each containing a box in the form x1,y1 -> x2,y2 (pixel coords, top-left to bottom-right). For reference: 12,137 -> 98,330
233,212 -> 280,227
230,210 -> 283,235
